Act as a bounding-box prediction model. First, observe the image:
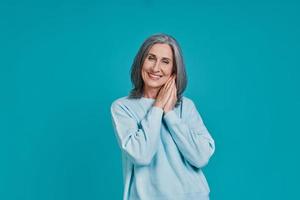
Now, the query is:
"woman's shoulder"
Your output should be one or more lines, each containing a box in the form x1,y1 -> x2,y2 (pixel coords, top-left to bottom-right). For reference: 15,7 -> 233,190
111,96 -> 130,106
110,95 -> 141,109
181,96 -> 195,106
180,96 -> 201,114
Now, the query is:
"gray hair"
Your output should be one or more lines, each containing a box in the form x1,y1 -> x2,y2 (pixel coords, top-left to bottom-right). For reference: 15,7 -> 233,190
128,33 -> 187,108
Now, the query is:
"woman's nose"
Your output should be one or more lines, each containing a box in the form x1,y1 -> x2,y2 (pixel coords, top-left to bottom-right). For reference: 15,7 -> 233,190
152,61 -> 161,71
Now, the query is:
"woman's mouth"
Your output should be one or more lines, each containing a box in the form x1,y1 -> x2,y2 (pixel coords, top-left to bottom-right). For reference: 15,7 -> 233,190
148,73 -> 162,80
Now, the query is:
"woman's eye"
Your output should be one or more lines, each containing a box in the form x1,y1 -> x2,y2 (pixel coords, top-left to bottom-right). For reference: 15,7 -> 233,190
163,61 -> 169,64
148,56 -> 154,60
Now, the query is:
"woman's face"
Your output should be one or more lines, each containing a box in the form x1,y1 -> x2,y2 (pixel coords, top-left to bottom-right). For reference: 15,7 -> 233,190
141,43 -> 174,90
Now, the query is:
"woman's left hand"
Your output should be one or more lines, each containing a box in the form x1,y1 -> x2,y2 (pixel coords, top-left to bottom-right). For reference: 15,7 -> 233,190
164,78 -> 177,113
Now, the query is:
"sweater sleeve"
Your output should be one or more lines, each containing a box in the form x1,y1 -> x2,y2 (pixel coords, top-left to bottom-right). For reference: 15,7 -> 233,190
163,100 -> 215,168
110,101 -> 164,166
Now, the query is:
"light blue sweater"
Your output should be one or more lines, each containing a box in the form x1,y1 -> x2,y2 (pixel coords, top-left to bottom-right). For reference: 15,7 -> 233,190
110,96 -> 215,200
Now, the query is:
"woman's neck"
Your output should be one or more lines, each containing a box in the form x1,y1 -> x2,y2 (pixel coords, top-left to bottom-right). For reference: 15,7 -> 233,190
143,87 -> 160,99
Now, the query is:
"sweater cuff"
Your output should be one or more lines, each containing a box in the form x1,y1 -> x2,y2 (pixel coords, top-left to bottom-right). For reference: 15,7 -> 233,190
163,110 -> 180,125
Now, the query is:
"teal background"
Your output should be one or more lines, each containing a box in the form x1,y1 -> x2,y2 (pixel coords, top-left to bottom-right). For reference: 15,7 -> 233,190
1,0 -> 299,199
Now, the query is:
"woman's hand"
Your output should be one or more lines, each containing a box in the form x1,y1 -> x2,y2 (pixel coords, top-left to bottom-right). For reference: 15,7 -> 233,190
163,77 -> 177,113
154,75 -> 175,109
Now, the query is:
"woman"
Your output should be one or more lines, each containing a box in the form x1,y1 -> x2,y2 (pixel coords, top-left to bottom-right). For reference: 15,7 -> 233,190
110,33 -> 215,200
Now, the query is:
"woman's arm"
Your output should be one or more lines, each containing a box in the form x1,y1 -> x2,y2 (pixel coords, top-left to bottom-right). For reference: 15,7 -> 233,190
163,100 -> 215,168
110,101 -> 163,166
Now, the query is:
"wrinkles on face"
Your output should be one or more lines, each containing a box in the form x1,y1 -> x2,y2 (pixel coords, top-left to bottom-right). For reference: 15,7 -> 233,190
141,43 -> 174,95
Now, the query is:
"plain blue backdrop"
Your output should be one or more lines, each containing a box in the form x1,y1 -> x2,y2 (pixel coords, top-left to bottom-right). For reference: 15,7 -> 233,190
1,0 -> 299,199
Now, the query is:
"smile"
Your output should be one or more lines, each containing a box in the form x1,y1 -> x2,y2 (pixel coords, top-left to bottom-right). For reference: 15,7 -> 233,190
148,73 -> 162,80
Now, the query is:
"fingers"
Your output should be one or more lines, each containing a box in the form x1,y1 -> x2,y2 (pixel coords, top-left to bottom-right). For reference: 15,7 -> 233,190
167,76 -> 176,91
160,75 -> 174,97
171,80 -> 176,97
173,82 -> 177,101
166,75 -> 176,89
164,79 -> 173,92
164,78 -> 176,101
163,80 -> 177,112
156,75 -> 176,107
170,79 -> 177,102
164,75 -> 174,89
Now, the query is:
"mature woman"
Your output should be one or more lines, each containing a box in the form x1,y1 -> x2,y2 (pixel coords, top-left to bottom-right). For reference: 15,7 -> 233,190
110,33 -> 215,200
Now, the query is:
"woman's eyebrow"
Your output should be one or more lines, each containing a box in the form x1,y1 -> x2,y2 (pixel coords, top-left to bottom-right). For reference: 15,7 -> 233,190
148,53 -> 156,57
162,57 -> 171,61
148,53 -> 172,61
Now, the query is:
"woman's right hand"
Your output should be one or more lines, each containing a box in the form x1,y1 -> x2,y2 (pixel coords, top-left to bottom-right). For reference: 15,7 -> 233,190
154,75 -> 175,109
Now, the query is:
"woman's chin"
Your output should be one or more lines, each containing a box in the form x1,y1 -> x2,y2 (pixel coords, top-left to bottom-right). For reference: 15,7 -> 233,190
145,80 -> 163,88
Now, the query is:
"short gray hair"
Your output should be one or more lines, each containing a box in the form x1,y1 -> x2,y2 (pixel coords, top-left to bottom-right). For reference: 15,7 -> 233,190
128,33 -> 187,107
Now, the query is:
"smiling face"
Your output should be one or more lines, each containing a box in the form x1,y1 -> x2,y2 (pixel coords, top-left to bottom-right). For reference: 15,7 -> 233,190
141,43 -> 174,94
